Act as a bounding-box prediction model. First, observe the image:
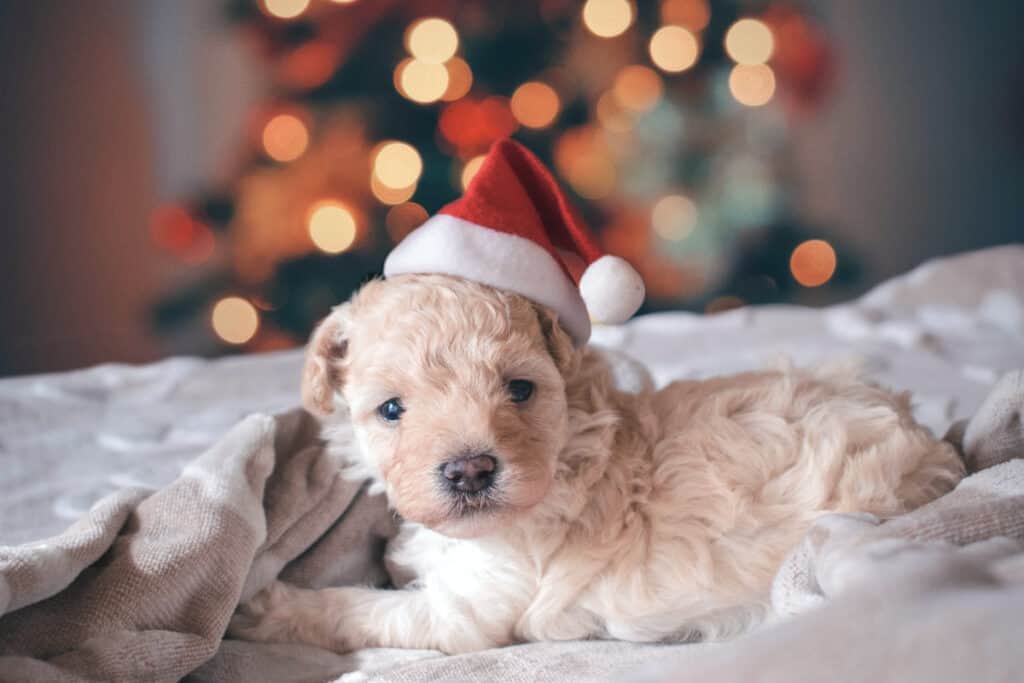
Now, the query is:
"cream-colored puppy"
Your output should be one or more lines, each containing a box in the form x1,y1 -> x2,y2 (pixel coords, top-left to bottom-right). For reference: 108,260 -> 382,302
230,273 -> 965,653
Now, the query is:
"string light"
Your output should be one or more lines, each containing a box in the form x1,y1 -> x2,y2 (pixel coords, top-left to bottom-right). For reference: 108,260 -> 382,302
261,0 -> 310,19
652,195 -> 698,240
660,0 -> 710,32
790,240 -> 836,287
442,57 -> 473,101
460,155 -> 486,190
649,25 -> 700,73
307,201 -> 357,254
510,82 -> 560,128
373,141 -> 423,189
728,63 -> 776,106
724,18 -> 775,65
397,59 -> 449,104
612,65 -> 663,112
582,0 -> 634,38
406,18 -> 459,64
262,113 -> 309,162
212,297 -> 259,345
386,202 -> 429,243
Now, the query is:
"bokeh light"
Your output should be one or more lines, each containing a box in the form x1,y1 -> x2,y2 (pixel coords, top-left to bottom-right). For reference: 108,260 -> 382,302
612,65 -> 663,113
150,204 -> 216,265
278,41 -> 340,90
371,175 -> 417,204
582,0 -> 634,38
724,18 -> 775,65
510,82 -> 561,128
397,59 -> 449,104
261,0 -> 310,19
728,63 -> 776,106
652,195 -> 698,240
790,239 -> 837,287
261,113 -> 309,162
660,0 -> 710,31
406,18 -> 459,64
649,25 -> 700,73
442,57 -> 473,101
386,202 -> 429,243
460,154 -> 486,190
307,201 -> 357,254
212,297 -> 260,345
373,141 -> 423,189
555,129 -> 617,199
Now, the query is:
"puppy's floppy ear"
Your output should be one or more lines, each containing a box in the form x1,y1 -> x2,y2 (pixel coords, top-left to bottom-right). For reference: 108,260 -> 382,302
532,303 -> 579,377
302,310 -> 348,416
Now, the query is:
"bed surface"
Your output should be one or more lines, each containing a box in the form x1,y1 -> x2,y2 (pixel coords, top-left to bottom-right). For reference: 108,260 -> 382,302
4,246 -> 1021,547
1,245 -> 1022,682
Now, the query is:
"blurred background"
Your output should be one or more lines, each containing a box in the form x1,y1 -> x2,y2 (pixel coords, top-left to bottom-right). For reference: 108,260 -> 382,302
1,0 -> 1021,376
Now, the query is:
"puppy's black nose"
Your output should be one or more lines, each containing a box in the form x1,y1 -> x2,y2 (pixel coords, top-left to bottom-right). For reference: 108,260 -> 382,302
440,454 -> 497,494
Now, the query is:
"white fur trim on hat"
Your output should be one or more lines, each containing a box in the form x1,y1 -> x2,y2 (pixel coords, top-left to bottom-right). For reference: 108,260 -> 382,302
383,214 -> 593,345
579,255 -> 645,325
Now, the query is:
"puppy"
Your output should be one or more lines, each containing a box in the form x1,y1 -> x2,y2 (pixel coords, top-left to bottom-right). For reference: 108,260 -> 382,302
229,273 -> 965,653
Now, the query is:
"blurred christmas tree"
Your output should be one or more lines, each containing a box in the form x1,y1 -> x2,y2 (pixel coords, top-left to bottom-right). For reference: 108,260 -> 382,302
152,0 -> 852,354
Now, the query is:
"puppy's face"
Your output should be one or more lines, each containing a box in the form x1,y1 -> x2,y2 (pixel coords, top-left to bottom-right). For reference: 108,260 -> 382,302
303,274 -> 577,538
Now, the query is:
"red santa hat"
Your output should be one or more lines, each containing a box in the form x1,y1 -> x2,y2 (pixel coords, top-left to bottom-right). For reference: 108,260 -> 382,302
383,139 -> 645,345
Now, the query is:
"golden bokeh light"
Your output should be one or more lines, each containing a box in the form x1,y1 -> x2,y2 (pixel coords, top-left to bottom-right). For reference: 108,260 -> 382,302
724,18 -> 775,65
582,0 -> 634,38
441,57 -> 473,101
371,175 -> 417,204
386,202 -> 429,243
397,59 -> 449,104
307,201 -> 357,254
406,18 -> 459,64
649,25 -> 700,73
212,297 -> 260,345
652,194 -> 698,240
460,154 -> 486,190
261,113 -> 309,162
373,141 -> 423,189
790,239 -> 837,287
261,0 -> 310,19
612,65 -> 663,113
728,63 -> 776,106
660,0 -> 710,31
510,82 -> 561,129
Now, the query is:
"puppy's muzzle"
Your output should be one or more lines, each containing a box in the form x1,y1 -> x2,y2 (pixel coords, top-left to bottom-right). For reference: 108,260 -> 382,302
440,454 -> 497,494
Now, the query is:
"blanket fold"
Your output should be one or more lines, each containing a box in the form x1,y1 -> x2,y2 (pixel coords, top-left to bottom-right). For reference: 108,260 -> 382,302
0,410 -> 394,683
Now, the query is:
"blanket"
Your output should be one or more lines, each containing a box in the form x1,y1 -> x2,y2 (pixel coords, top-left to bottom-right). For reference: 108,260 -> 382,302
2,245 -> 1023,682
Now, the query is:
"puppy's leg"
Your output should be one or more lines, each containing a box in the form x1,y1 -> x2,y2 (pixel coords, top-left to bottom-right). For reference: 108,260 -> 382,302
229,581 -> 506,654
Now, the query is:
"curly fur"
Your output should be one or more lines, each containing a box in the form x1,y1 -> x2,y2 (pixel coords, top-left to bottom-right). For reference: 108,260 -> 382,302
230,274 -> 965,653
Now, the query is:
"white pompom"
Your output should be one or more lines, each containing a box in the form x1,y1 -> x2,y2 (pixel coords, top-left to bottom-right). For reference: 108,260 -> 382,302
579,255 -> 645,324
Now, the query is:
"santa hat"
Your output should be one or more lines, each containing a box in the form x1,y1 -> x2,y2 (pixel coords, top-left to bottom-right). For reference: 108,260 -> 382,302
383,139 -> 644,345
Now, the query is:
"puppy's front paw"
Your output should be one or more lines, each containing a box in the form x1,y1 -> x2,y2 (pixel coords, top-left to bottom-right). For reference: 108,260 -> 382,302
228,581 -> 358,653
228,581 -> 319,646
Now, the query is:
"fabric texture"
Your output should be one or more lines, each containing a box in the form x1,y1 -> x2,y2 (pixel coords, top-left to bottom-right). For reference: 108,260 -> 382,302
0,245 -> 1022,682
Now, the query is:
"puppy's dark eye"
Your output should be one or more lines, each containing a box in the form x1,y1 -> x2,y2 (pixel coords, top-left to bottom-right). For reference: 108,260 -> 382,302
508,380 -> 534,403
378,398 -> 405,422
